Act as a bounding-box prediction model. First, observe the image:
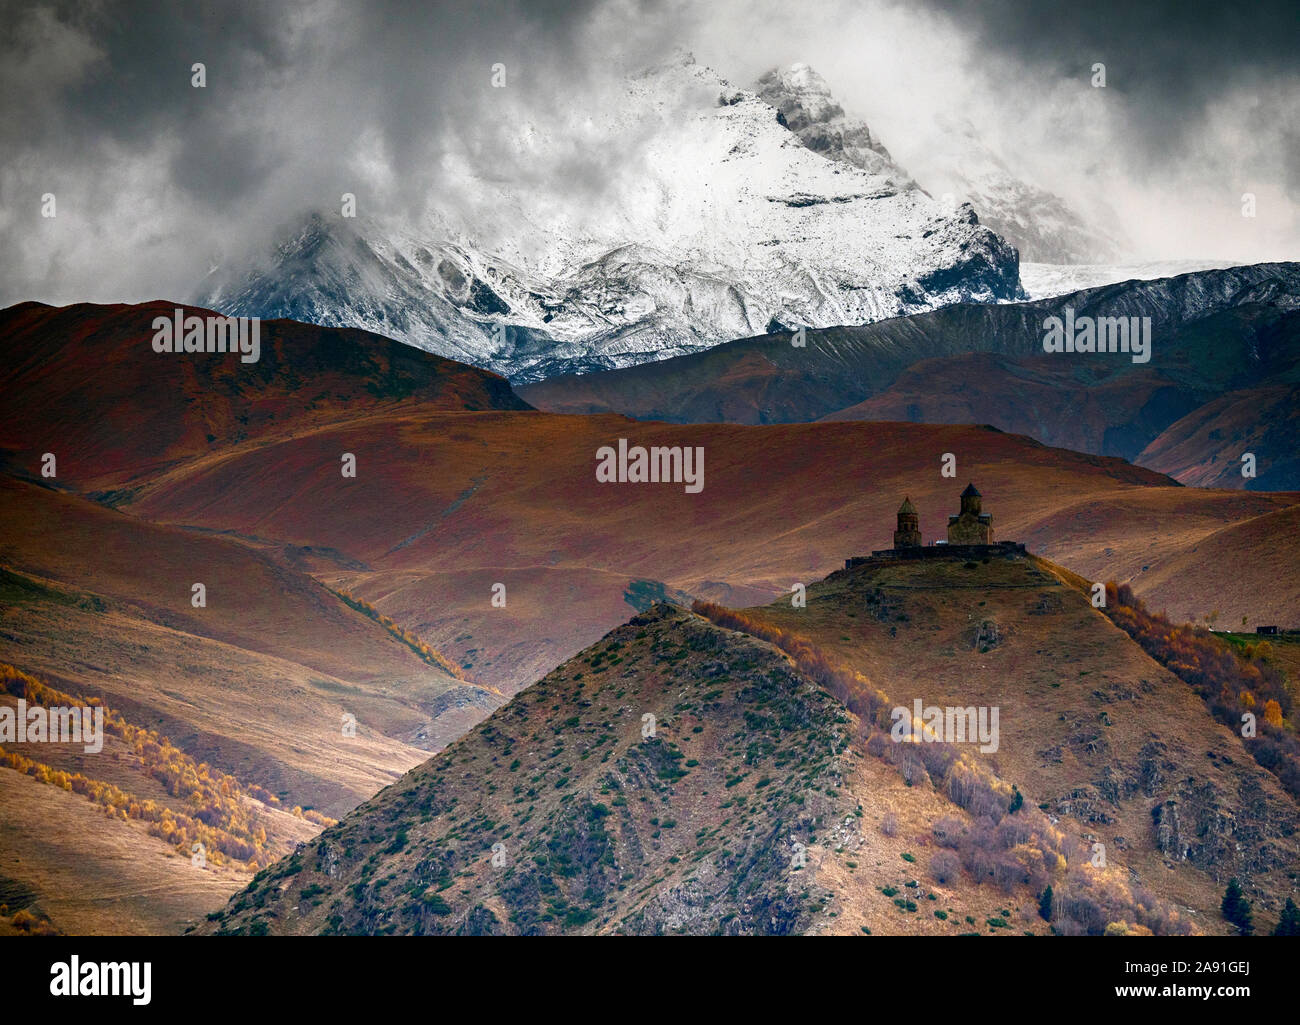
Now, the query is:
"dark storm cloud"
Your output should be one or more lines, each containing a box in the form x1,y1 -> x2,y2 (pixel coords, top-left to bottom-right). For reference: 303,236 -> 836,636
928,0 -> 1299,86
921,0 -> 1300,181
1,0 -> 1295,305
2,1 -> 286,156
1,0 -> 611,209
0,0 -> 679,303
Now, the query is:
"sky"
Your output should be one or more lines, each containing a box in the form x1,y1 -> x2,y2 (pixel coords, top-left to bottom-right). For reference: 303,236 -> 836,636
1,0 -> 1296,306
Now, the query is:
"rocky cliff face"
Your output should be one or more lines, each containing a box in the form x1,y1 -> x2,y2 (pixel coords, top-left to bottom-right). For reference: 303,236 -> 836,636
751,62 -> 914,188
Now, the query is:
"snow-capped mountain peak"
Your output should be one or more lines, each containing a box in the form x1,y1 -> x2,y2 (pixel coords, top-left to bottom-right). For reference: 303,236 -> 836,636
200,56 -> 1020,382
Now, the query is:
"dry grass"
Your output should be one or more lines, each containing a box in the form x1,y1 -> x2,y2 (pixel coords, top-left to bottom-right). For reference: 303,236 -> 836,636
751,551 -> 1300,931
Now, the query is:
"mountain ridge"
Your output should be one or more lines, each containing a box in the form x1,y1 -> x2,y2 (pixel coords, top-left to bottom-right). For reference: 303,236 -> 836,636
519,262 -> 1300,488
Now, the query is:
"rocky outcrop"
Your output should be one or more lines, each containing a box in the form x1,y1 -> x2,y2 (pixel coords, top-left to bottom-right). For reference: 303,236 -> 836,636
752,63 -> 913,188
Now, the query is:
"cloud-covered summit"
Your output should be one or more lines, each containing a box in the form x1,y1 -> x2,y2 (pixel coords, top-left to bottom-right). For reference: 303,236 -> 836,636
1,0 -> 1295,306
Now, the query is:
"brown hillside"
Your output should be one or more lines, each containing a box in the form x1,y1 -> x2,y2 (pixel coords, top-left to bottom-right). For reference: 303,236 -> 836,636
5,301 -> 1294,691
0,300 -> 530,492
0,476 -> 501,935
111,412 -> 1300,688
752,551 -> 1300,927
818,351 -> 1196,461
202,552 -> 1282,936
0,477 -> 498,808
517,269 -> 1300,489
201,603 -> 1164,936
1136,384 -> 1300,491
0,765 -> 281,936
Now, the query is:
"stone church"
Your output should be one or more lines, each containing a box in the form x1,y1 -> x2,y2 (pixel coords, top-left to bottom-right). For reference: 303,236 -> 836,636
889,484 -> 994,548
946,483 -> 994,545
892,496 -> 921,547
852,485 -> 1019,567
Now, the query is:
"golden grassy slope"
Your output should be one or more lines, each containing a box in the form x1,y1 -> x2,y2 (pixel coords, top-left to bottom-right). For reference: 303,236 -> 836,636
753,551 -> 1300,928
0,478 -> 499,935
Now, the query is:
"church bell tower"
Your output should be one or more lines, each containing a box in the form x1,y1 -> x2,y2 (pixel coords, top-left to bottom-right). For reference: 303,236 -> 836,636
893,496 -> 922,548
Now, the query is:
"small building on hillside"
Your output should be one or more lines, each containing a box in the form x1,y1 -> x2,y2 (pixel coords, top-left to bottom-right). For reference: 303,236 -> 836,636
947,483 -> 993,545
893,496 -> 922,548
848,484 -> 1022,568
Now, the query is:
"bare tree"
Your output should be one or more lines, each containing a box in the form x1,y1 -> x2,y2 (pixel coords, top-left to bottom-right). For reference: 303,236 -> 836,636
930,850 -> 960,884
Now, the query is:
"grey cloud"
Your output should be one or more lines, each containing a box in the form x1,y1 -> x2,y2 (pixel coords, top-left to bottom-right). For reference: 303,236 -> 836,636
918,0 -> 1300,183
0,0 -> 1295,306
0,0 -> 676,303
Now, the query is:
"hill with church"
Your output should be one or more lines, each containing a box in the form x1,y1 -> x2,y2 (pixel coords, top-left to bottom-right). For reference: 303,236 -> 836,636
201,492 -> 1299,935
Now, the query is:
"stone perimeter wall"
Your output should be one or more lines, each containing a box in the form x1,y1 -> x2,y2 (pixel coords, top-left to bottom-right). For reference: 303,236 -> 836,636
845,542 -> 1026,569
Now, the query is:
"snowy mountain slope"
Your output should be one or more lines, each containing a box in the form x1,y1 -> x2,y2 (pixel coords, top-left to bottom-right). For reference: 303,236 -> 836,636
199,55 -> 1020,383
899,114 -> 1126,265
747,66 -> 1125,266
1019,260 -> 1242,299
